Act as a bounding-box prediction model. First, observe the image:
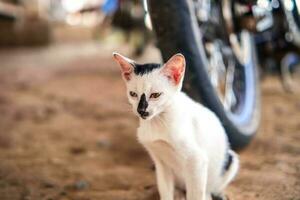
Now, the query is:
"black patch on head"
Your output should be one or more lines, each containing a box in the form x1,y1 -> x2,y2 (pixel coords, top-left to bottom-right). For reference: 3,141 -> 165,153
133,63 -> 162,76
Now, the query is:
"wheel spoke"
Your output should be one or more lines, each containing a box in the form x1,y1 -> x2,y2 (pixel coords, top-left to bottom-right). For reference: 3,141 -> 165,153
224,60 -> 237,111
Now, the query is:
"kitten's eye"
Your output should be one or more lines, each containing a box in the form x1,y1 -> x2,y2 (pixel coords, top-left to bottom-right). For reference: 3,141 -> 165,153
150,92 -> 162,99
129,91 -> 138,98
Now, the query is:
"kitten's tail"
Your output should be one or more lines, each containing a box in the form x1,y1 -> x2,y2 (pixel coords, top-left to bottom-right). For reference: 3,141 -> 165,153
219,150 -> 239,191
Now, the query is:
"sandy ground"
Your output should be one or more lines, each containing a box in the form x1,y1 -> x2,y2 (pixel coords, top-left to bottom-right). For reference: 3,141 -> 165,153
0,43 -> 299,200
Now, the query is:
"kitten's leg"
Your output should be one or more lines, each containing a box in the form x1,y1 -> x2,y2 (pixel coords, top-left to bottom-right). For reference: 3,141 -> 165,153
149,151 -> 175,200
185,151 -> 208,200
155,160 -> 175,200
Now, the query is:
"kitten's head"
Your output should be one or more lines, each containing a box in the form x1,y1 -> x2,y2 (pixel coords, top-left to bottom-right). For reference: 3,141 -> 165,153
113,52 -> 185,120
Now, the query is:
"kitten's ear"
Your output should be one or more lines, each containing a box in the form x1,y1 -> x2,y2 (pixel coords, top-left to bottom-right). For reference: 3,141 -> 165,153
112,52 -> 135,81
162,53 -> 186,85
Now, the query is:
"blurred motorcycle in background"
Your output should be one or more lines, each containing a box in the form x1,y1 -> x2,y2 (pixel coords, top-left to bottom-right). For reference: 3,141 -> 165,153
1,0 -> 298,148
145,0 -> 300,149
102,0 -> 300,149
92,0 -> 151,56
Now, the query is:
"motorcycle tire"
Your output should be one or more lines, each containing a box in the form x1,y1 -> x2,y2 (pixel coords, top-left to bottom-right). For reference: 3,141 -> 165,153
147,0 -> 261,150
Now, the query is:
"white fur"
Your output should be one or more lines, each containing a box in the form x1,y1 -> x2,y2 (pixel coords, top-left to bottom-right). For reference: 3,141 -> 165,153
113,53 -> 239,200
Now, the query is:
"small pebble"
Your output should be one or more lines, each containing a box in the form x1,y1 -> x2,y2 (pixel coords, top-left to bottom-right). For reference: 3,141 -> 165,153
42,181 -> 55,188
69,146 -> 86,155
60,190 -> 67,196
144,185 -> 154,190
96,140 -> 111,149
74,180 -> 89,190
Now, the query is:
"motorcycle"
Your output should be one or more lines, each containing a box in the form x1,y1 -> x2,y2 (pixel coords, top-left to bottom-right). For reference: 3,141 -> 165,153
143,0 -> 300,149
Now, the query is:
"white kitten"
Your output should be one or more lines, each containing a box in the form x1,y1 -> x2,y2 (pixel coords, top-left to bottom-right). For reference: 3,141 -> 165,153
113,52 -> 239,200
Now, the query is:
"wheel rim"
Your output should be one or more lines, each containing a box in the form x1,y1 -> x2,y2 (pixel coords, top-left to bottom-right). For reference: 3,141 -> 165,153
196,0 -> 259,135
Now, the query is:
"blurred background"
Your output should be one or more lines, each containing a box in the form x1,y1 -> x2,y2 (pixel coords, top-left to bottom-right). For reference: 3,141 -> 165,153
0,0 -> 299,200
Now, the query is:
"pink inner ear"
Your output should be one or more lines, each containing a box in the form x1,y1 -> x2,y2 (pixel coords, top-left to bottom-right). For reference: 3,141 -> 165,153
121,63 -> 133,81
123,72 -> 131,81
164,65 -> 184,85
173,69 -> 182,84
163,54 -> 185,85
113,54 -> 133,81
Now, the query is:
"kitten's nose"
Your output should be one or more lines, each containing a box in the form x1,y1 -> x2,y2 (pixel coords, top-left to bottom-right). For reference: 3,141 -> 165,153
137,93 -> 149,118
137,109 -> 149,118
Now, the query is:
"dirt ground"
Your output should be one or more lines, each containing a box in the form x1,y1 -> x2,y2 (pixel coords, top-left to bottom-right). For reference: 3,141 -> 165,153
0,43 -> 299,200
